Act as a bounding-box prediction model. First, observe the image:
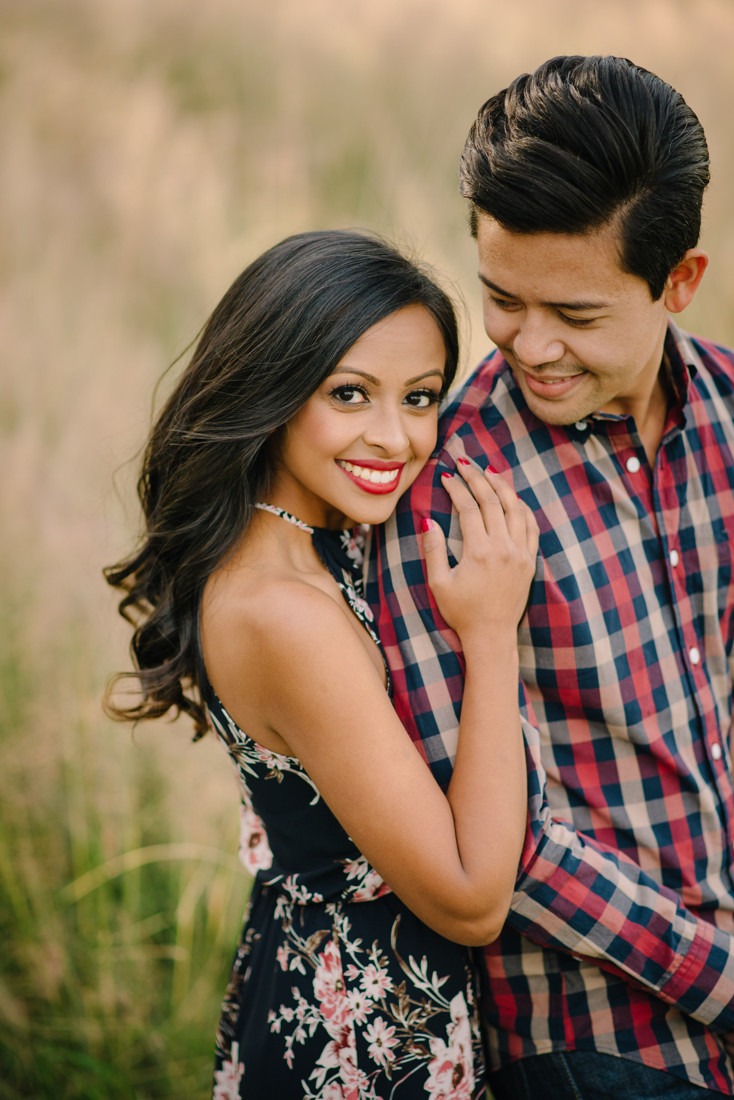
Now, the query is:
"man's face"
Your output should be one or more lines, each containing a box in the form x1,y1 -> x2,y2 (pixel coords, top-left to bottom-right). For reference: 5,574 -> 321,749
475,215 -> 671,427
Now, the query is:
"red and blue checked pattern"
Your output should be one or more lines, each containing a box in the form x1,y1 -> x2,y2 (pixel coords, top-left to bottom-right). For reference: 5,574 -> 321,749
369,324 -> 734,1093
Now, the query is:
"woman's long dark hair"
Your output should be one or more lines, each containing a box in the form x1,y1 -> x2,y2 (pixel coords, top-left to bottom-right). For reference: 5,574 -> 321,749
104,229 -> 459,738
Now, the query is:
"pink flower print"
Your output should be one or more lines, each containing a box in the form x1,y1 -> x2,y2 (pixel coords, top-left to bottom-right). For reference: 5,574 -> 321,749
279,876 -> 324,906
341,1061 -> 372,1100
238,804 -> 272,874
342,855 -> 388,901
424,993 -> 476,1100
212,1042 -> 245,1099
345,987 -> 374,1025
343,856 -> 367,881
313,939 -> 350,1032
340,528 -> 367,566
364,1016 -> 398,1068
345,586 -> 374,622
352,868 -> 388,902
360,962 -> 393,1000
321,1085 -> 347,1100
293,990 -> 310,1021
276,946 -> 306,975
310,1021 -> 358,1093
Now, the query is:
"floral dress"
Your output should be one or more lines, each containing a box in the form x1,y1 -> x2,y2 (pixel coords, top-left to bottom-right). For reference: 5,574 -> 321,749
208,505 -> 486,1099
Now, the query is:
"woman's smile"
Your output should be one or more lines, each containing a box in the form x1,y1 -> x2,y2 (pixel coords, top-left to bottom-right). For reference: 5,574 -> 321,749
336,459 -> 405,493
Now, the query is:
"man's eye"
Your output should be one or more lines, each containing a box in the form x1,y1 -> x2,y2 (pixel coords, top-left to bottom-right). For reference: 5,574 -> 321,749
329,385 -> 369,405
490,296 -> 520,311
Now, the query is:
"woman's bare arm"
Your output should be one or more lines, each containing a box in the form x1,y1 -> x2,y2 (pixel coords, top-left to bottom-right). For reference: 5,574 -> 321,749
204,465 -> 537,945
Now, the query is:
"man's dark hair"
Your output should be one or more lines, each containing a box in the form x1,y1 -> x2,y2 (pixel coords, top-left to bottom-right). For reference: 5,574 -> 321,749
459,55 -> 710,299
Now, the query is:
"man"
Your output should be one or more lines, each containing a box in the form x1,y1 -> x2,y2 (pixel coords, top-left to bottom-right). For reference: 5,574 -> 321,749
370,56 -> 734,1097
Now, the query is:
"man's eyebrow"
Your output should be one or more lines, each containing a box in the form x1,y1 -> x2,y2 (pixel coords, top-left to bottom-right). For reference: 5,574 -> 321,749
478,273 -> 609,312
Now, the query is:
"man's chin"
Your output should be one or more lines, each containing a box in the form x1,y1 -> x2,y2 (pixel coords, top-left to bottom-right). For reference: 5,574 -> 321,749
519,387 -> 594,427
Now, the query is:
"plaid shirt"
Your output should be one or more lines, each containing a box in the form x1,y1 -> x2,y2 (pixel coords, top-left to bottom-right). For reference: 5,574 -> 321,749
369,323 -> 734,1092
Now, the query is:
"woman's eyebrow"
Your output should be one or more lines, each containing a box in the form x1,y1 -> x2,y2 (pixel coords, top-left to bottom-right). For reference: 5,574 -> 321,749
330,368 -> 445,385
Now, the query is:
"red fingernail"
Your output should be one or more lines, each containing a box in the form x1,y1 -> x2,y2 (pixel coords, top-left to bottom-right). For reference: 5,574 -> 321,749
486,464 -> 498,473
457,456 -> 471,466
441,471 -> 453,479
420,516 -> 434,532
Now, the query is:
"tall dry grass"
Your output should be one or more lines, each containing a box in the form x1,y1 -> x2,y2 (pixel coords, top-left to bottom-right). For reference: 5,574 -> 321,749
2,0 -> 733,1094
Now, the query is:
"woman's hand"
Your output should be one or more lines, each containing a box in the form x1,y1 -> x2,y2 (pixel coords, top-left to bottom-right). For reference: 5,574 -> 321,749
421,459 -> 538,642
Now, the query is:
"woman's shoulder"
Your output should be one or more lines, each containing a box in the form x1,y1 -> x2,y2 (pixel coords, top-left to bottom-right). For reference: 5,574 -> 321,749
201,556 -> 363,745
203,557 -> 353,669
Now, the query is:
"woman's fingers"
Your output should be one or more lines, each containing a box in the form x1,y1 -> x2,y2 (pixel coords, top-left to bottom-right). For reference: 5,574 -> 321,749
481,468 -> 526,542
419,516 -> 451,596
427,460 -> 537,635
439,472 -> 490,545
453,461 -> 505,537
524,503 -> 540,560
488,471 -> 536,551
452,460 -> 535,554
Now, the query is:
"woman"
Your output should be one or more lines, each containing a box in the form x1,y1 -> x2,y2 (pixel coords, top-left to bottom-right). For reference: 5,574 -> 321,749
105,230 -> 537,1098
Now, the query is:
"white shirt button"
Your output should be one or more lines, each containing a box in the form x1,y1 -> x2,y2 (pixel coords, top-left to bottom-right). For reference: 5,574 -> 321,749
712,743 -> 723,761
689,646 -> 701,665
575,420 -> 588,431
626,456 -> 641,474
670,549 -> 680,568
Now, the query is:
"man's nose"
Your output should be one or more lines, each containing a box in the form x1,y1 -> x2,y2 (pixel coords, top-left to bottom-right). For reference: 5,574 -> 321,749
512,315 -> 565,368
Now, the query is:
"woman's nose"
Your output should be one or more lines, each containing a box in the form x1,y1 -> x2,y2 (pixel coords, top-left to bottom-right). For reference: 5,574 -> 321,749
361,407 -> 410,453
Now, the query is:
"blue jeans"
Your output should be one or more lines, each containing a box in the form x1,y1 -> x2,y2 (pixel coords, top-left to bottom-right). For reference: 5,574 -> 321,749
488,1051 -> 725,1099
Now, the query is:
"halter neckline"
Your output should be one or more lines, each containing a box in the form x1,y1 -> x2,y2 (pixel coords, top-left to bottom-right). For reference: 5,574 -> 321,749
254,502 -> 315,533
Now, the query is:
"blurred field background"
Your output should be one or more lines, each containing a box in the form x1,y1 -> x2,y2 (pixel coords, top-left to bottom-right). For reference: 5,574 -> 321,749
2,0 -> 733,1095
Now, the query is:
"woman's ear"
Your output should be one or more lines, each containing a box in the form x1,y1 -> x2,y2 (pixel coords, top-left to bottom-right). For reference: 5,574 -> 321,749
662,248 -> 709,313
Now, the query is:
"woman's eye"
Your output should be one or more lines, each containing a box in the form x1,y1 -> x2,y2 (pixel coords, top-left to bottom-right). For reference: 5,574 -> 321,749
329,385 -> 369,405
404,388 -> 440,409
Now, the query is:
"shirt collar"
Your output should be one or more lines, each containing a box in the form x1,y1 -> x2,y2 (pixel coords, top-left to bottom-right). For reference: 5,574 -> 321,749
566,321 -> 699,435
664,319 -> 699,385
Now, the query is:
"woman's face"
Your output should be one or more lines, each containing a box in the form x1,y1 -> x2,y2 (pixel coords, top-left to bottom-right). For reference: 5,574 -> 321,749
271,304 -> 447,529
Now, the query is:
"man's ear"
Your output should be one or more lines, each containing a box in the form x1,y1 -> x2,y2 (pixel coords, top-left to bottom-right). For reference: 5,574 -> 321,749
662,248 -> 709,313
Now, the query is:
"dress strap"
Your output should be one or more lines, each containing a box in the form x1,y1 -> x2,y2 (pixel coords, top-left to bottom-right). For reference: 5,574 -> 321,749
254,502 -> 314,533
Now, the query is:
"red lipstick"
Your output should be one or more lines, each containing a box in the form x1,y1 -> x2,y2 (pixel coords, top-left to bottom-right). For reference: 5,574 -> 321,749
336,459 -> 405,496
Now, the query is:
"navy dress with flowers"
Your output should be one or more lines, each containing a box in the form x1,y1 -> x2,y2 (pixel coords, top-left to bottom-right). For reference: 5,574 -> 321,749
208,506 -> 486,1099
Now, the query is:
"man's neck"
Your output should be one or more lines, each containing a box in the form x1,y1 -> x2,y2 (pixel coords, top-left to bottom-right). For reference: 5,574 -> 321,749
634,373 -> 671,465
